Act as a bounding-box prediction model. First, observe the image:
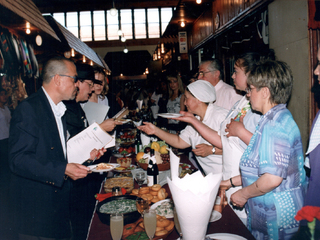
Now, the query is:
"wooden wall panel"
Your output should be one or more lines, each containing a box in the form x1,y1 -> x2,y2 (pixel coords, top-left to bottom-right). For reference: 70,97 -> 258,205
190,0 -> 270,49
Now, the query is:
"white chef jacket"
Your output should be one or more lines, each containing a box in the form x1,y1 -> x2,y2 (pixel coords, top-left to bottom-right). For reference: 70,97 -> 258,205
179,103 -> 228,175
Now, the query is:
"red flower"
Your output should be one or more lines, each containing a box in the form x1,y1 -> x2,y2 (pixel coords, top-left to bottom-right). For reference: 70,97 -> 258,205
295,206 -> 320,222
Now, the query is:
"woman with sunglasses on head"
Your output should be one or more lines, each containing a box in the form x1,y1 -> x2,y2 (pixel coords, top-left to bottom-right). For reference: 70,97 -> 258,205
175,52 -> 273,224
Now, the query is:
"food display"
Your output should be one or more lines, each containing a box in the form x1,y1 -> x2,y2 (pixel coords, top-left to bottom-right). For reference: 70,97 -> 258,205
96,163 -> 114,170
130,184 -> 168,204
179,163 -> 193,178
100,199 -> 137,214
117,157 -> 132,168
116,129 -> 136,145
136,141 -> 170,171
104,177 -> 134,194
114,165 -> 137,173
122,215 -> 174,240
152,199 -> 174,218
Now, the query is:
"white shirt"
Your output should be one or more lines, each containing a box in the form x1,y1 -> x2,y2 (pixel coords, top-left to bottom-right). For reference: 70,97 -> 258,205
0,105 -> 11,140
213,80 -> 242,110
42,87 -> 67,157
179,103 -> 228,175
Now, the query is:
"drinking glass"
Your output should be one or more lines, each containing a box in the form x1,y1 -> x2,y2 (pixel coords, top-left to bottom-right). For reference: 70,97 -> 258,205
143,209 -> 157,240
173,207 -> 183,239
135,172 -> 146,188
136,198 -> 149,217
110,213 -> 123,240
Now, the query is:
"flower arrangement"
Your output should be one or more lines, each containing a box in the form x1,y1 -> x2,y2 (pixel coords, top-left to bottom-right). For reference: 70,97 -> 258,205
295,206 -> 320,240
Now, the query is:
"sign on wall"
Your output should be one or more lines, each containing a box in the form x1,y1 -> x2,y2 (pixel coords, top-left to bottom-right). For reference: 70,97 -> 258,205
179,31 -> 188,53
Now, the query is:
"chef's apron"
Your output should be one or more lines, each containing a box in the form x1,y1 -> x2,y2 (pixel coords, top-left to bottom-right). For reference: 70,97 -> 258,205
220,96 -> 249,222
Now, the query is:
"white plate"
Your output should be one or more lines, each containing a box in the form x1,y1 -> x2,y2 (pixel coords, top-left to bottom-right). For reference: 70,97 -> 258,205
209,210 -> 222,222
88,163 -> 119,173
206,233 -> 247,240
150,199 -> 174,218
116,119 -> 131,123
157,113 -> 183,119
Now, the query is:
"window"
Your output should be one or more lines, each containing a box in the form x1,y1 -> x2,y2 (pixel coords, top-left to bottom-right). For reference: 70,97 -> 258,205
120,9 -> 133,39
53,12 -> 65,26
93,11 -> 106,41
161,8 -> 172,35
66,12 -> 78,38
107,10 -> 119,40
80,11 -> 92,41
134,9 -> 146,39
147,8 -> 160,38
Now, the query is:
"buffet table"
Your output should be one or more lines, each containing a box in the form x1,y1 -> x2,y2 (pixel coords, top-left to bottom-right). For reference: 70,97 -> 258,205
86,155 -> 255,240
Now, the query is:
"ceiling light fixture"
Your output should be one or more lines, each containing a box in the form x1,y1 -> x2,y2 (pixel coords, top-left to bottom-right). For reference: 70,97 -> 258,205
117,29 -> 122,36
26,28 -> 31,34
123,47 -> 128,53
82,55 -> 86,63
161,43 -> 165,54
110,1 -> 117,17
180,21 -> 186,28
121,35 -> 126,42
145,68 -> 149,74
71,48 -> 75,57
196,0 -> 202,4
35,35 -> 42,46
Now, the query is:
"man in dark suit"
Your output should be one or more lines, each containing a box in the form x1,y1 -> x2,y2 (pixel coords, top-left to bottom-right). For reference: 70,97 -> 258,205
8,57 -> 91,240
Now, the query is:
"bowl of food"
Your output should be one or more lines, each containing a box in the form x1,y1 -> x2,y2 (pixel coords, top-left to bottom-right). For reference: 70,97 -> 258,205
116,157 -> 132,168
96,195 -> 140,225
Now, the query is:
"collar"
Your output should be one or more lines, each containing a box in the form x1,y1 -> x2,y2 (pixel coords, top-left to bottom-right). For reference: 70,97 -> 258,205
42,86 -> 66,118
214,80 -> 223,91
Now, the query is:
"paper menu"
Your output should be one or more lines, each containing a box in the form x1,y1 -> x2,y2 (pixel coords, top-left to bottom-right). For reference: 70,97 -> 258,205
67,122 -> 113,164
167,149 -> 222,240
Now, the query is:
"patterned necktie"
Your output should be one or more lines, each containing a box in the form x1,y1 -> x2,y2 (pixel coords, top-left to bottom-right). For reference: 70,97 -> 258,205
306,113 -> 320,155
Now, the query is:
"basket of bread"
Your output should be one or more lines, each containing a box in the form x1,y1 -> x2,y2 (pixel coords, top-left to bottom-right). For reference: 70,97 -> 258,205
136,141 -> 170,171
122,214 -> 174,240
130,184 -> 168,204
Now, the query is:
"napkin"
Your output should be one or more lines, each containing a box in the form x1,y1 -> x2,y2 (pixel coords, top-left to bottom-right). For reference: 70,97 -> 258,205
167,149 -> 222,240
136,100 -> 143,110
95,188 -> 127,202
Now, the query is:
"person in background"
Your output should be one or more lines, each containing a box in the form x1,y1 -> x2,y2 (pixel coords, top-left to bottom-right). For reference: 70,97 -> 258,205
8,57 -> 96,240
175,52 -> 269,223
138,80 -> 228,175
294,47 -> 320,239
198,59 -> 242,110
64,63 -> 121,240
89,67 -> 109,107
166,73 -> 186,133
0,87 -> 11,238
229,60 -> 307,239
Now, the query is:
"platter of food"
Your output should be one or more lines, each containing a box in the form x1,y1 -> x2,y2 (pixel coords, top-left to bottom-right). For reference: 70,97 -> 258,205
88,163 -> 118,173
113,164 -> 137,173
150,199 -> 174,218
96,195 -> 140,225
157,113 -> 183,119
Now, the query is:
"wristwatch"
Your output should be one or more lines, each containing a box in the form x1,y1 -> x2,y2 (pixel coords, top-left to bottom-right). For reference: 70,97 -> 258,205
212,147 -> 216,154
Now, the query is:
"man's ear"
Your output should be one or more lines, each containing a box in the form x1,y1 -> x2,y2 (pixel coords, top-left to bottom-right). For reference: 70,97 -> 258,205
52,74 -> 60,86
213,70 -> 220,79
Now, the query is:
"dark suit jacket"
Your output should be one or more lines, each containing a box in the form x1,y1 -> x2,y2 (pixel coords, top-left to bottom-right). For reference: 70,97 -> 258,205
9,87 -> 71,238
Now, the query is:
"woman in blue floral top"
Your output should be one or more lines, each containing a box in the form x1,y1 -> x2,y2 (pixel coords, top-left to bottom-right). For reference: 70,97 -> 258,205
230,60 -> 308,240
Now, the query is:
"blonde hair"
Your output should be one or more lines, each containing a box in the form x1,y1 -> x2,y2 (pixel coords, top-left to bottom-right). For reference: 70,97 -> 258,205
167,74 -> 184,98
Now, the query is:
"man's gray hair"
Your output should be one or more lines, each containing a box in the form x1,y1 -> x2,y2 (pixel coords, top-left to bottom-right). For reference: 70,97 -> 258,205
42,57 -> 74,84
200,59 -> 224,80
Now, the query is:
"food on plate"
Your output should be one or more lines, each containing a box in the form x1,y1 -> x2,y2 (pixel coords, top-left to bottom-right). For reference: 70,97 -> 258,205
159,145 -> 168,154
130,185 -> 168,204
104,177 -> 134,193
179,163 -> 191,170
122,215 -> 174,240
155,200 -> 174,217
151,142 -> 160,152
118,146 -> 135,155
100,199 -> 136,214
95,163 -> 113,170
117,157 -> 132,167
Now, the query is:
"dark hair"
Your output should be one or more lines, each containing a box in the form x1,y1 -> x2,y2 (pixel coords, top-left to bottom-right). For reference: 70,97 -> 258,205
235,50 -> 276,74
247,60 -> 293,104
42,57 -> 74,84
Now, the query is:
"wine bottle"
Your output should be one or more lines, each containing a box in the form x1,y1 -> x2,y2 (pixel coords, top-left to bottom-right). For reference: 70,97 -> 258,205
135,131 -> 141,154
147,150 -> 159,186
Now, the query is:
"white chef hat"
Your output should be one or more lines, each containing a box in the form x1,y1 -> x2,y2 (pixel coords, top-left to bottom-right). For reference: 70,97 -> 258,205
186,80 -> 216,103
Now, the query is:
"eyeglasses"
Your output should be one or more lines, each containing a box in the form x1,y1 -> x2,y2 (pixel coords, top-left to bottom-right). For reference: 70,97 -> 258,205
198,71 -> 213,78
83,80 -> 94,88
245,86 -> 256,94
57,74 -> 78,83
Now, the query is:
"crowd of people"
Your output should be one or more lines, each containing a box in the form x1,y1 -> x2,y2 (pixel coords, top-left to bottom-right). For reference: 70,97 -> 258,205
0,47 -> 319,240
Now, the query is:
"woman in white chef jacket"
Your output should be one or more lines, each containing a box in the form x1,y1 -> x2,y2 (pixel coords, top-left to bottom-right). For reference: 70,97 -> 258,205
138,80 -> 228,175
176,52 -> 274,224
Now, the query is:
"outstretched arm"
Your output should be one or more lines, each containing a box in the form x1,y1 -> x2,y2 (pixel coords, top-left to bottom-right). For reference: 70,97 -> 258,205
175,111 -> 222,148
138,122 -> 190,149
